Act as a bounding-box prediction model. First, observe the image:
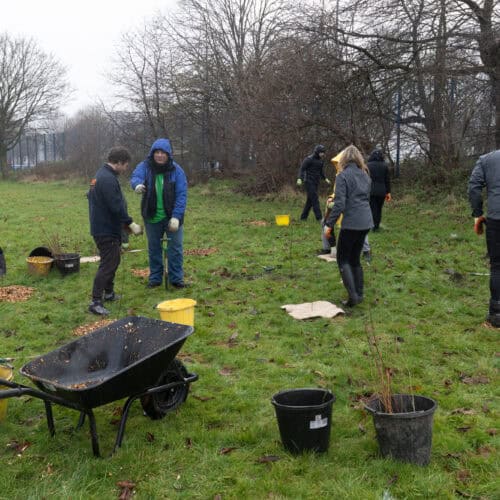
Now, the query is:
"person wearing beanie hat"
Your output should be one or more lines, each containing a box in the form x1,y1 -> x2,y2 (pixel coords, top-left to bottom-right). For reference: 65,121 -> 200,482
297,144 -> 331,221
131,138 -> 188,289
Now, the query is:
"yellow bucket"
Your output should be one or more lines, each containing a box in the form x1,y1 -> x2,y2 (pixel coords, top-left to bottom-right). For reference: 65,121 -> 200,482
275,214 -> 290,226
0,365 -> 13,422
26,256 -> 53,276
157,298 -> 197,326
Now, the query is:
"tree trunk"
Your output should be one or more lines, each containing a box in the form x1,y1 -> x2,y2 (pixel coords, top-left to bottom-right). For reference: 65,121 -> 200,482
0,144 -> 8,179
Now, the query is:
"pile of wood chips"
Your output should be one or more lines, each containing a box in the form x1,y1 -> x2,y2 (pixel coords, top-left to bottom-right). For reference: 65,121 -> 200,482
185,247 -> 218,256
131,268 -> 149,278
0,285 -> 35,302
72,319 -> 113,337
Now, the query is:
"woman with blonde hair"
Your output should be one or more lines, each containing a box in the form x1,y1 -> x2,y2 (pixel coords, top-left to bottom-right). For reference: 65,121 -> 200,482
324,145 -> 373,306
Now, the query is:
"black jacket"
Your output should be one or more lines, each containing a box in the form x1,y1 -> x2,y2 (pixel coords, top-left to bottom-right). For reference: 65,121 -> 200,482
367,151 -> 391,197
469,149 -> 500,219
88,164 -> 132,239
298,152 -> 326,185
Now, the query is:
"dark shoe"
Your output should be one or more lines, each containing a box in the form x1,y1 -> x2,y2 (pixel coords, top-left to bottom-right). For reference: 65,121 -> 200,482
318,249 -> 330,255
147,282 -> 162,289
339,264 -> 361,307
103,291 -> 121,302
88,301 -> 110,316
171,282 -> 189,289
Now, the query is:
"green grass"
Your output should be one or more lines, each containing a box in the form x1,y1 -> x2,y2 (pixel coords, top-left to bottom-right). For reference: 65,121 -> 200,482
0,178 -> 497,499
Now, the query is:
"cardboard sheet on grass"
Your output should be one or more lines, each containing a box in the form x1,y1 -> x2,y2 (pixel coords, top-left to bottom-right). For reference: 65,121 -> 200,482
281,301 -> 344,320
317,254 -> 336,263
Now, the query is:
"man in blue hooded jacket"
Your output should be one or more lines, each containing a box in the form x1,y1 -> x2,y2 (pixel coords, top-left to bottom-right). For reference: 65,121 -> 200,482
131,138 -> 188,288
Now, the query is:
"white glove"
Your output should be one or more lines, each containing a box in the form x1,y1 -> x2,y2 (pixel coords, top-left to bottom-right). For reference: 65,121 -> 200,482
129,222 -> 143,235
134,184 -> 146,194
168,217 -> 180,232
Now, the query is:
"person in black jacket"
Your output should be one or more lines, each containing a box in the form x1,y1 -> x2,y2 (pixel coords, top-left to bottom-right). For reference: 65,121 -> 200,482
468,149 -> 500,327
324,145 -> 373,306
367,149 -> 391,231
297,145 -> 331,221
88,147 -> 142,315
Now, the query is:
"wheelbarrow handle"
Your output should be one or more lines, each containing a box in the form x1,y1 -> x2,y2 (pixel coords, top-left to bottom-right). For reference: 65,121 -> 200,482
0,378 -> 37,399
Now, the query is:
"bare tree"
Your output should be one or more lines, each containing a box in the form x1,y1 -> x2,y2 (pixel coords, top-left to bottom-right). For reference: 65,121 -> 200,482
0,33 -> 69,178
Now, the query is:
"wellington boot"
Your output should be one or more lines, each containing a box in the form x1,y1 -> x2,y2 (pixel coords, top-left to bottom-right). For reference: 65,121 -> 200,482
352,266 -> 364,302
486,299 -> 500,327
340,264 -> 361,307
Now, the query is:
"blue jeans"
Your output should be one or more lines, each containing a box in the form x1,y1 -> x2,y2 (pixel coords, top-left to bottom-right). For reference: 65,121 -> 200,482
145,218 -> 184,285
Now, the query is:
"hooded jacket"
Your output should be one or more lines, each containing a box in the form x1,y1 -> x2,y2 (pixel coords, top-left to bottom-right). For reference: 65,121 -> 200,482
367,150 -> 391,197
469,149 -> 500,219
130,138 -> 187,224
298,146 -> 327,185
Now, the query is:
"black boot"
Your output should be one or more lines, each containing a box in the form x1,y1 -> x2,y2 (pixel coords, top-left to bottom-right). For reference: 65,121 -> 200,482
339,264 -> 361,307
352,266 -> 364,302
0,248 -> 6,277
487,299 -> 500,327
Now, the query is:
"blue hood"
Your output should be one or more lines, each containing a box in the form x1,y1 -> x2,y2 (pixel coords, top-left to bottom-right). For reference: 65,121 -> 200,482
148,138 -> 173,160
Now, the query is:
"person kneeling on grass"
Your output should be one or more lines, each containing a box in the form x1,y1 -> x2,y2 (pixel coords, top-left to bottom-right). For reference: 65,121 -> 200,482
324,145 -> 373,307
87,146 -> 142,316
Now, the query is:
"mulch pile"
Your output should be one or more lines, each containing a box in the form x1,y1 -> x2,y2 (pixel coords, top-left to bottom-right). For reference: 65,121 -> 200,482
185,247 -> 218,256
72,319 -> 113,337
0,286 -> 35,302
131,268 -> 149,278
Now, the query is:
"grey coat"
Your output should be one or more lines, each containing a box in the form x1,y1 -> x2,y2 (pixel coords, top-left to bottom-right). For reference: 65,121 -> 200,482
468,149 -> 500,219
326,162 -> 373,230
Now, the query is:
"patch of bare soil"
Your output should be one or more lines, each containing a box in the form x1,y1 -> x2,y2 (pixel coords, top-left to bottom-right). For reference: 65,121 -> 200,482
72,319 -> 113,337
247,220 -> 268,226
0,286 -> 35,302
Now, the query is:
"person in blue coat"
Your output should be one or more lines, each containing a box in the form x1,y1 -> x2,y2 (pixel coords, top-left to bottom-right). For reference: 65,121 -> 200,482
131,138 -> 188,288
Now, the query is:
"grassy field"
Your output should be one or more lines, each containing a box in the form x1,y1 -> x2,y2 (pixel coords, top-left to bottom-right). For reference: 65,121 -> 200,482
0,178 -> 497,499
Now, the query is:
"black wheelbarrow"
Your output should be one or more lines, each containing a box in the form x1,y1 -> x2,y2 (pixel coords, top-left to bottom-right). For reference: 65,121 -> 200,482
0,316 -> 198,457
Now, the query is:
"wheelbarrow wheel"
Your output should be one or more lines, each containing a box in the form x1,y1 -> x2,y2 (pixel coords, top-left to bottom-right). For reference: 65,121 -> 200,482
140,359 -> 189,420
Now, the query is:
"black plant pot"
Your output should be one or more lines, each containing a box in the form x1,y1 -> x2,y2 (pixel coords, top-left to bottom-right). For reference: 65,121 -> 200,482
365,394 -> 437,466
54,253 -> 80,275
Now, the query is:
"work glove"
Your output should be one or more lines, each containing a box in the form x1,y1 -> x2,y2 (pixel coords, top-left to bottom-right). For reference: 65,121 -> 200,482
323,225 -> 332,239
385,193 -> 392,202
296,178 -> 303,187
134,184 -> 146,194
168,217 -> 180,232
325,178 -> 331,185
326,198 -> 334,210
474,216 -> 486,236
128,222 -> 143,235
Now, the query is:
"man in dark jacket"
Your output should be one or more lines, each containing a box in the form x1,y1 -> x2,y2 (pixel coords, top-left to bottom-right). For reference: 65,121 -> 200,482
88,146 -> 142,315
367,149 -> 391,231
130,138 -> 188,288
468,149 -> 500,327
297,144 -> 331,221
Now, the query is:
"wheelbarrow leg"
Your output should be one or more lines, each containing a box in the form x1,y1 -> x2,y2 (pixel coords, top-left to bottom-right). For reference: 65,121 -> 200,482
113,395 -> 138,454
44,401 -> 55,437
76,411 -> 86,430
86,410 -> 100,457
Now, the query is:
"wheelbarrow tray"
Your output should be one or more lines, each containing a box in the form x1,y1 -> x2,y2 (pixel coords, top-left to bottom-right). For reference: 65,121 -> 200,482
20,316 -> 193,409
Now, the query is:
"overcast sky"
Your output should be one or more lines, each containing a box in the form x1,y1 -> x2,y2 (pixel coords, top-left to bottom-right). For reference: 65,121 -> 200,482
0,0 -> 179,116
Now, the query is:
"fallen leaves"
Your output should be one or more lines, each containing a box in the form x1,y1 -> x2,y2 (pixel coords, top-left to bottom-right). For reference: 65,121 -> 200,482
185,247 -> 218,256
459,374 -> 490,385
0,285 -> 35,302
6,440 -> 31,455
72,319 -> 113,337
117,480 -> 136,500
256,455 -> 280,463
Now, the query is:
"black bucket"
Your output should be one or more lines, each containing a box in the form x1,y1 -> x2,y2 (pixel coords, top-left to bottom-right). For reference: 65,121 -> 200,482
271,388 -> 335,454
54,253 -> 80,275
365,394 -> 437,466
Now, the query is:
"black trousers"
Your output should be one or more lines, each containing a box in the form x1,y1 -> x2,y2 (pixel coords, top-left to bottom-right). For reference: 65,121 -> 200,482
301,182 -> 322,220
486,218 -> 500,301
337,228 -> 370,268
92,236 -> 121,302
370,195 -> 385,229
